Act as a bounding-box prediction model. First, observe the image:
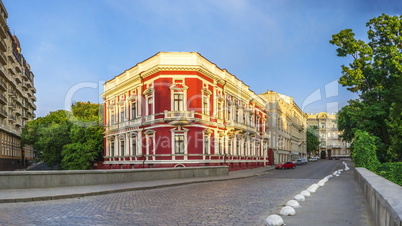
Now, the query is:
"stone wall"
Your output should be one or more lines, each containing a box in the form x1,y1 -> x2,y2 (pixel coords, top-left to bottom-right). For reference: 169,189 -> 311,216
0,166 -> 228,189
355,167 -> 402,226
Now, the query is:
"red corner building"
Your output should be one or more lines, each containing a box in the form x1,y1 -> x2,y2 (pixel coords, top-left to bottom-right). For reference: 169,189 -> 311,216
101,52 -> 272,170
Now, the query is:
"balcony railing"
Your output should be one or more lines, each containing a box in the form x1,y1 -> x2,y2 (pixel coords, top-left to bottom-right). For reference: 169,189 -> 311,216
225,120 -> 258,133
165,111 -> 197,126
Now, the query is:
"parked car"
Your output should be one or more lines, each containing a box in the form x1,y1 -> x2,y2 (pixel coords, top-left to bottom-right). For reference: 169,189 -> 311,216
308,157 -> 319,162
295,158 -> 308,165
275,161 -> 296,169
294,159 -> 304,165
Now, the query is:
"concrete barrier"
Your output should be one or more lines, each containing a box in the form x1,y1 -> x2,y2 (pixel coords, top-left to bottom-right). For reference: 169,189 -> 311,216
355,167 -> 402,226
0,166 -> 229,189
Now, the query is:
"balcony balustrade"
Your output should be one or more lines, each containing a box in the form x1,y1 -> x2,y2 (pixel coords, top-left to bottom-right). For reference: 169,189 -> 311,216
164,110 -> 195,125
225,120 -> 258,133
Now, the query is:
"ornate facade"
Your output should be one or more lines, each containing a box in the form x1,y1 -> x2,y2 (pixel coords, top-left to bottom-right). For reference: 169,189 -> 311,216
306,112 -> 350,159
0,1 -> 36,170
101,52 -> 270,170
259,91 -> 307,164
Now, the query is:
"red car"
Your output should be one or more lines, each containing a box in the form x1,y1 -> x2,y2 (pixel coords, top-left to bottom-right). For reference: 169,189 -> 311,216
275,161 -> 296,169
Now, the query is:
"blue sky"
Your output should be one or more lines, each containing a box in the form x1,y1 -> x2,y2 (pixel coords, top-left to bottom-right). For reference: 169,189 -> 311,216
3,0 -> 402,117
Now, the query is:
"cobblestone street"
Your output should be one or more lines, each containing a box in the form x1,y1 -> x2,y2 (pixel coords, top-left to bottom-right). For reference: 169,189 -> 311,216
0,176 -> 316,225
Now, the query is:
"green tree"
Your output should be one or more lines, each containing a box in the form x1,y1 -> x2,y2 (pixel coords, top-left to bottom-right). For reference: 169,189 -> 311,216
306,125 -> 320,156
330,14 -> 402,162
61,102 -> 104,170
350,130 -> 381,171
21,102 -> 104,170
21,110 -> 72,167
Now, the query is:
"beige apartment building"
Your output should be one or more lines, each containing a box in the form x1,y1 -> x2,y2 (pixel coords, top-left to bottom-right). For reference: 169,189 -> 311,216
306,112 -> 350,159
0,1 -> 36,170
260,90 -> 307,164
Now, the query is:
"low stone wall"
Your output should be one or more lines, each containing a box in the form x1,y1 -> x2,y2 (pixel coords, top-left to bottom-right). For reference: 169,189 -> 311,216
355,167 -> 402,226
0,166 -> 229,189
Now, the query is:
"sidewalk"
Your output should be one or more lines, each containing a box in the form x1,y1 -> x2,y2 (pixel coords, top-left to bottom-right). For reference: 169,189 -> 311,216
0,166 -> 275,203
280,163 -> 373,226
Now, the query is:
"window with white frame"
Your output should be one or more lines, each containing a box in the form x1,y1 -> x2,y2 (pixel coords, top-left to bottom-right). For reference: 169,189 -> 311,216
120,140 -> 125,156
204,135 -> 210,155
227,104 -> 232,121
202,95 -> 209,115
110,141 -> 115,156
236,138 -> 240,155
228,139 -> 232,155
131,102 -> 137,119
110,111 -> 115,125
173,93 -> 184,111
131,134 -> 137,155
217,101 -> 223,119
120,107 -> 125,122
219,137 -> 223,155
174,134 -> 185,154
244,139 -> 247,156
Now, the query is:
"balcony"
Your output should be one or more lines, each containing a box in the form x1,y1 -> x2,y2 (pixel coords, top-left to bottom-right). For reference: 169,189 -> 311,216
7,66 -> 16,75
164,110 -> 195,125
7,54 -> 15,63
22,102 -> 28,109
225,120 -> 257,133
8,89 -> 16,98
15,120 -> 22,127
0,25 -> 6,39
0,92 -> 6,104
0,77 -> 5,91
26,80 -> 32,88
15,66 -> 22,74
0,107 -> 6,118
0,38 -> 6,52
8,115 -> 15,121
106,118 -> 142,131
14,73 -> 21,84
0,54 -> 6,65
15,108 -> 22,116
21,80 -> 27,90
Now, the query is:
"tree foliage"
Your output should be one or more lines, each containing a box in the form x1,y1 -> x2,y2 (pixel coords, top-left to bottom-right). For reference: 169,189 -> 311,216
21,102 -> 104,170
331,14 -> 402,162
306,125 -> 320,155
350,130 -> 381,171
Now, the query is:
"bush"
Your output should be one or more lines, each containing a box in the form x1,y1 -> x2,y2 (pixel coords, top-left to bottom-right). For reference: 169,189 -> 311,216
375,162 -> 402,186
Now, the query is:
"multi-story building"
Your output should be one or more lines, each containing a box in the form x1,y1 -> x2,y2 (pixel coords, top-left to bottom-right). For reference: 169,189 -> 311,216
306,112 -> 350,159
101,52 -> 271,170
0,1 -> 36,170
260,91 -> 307,164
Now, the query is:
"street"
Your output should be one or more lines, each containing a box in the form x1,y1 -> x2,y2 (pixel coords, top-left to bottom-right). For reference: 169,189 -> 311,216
0,160 -> 345,225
